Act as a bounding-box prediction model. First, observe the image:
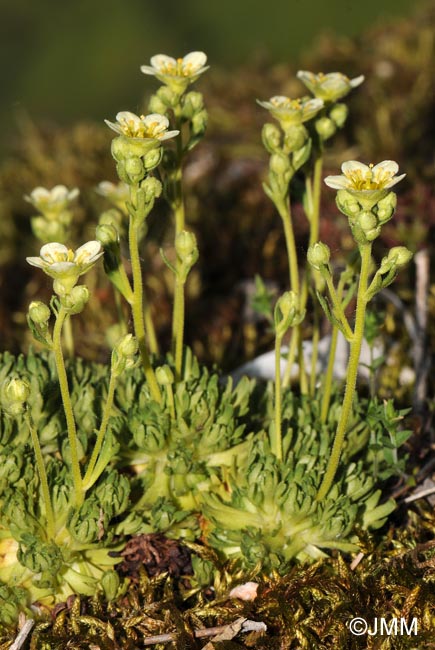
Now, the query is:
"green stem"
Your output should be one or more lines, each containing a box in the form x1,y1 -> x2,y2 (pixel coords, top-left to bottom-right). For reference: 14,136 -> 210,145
282,327 -> 298,388
25,412 -> 55,539
325,275 -> 354,341
320,274 -> 347,423
52,305 -> 83,507
173,277 -> 185,380
309,154 -> 323,248
276,198 -> 299,293
83,370 -> 118,488
309,306 -> 320,396
174,108 -> 185,231
63,315 -> 74,357
273,334 -> 284,461
144,300 -> 159,355
298,332 -> 308,395
114,289 -> 128,336
317,244 -> 372,501
320,325 -> 339,424
128,211 -> 162,404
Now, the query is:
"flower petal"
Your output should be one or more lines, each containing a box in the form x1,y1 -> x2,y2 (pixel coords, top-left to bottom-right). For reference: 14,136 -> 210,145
142,113 -> 170,132
74,241 -> 102,265
140,65 -> 156,75
324,175 -> 351,189
371,160 -> 399,176
150,54 -> 177,71
341,160 -> 370,176
385,173 -> 406,188
49,261 -> 77,275
350,75 -> 365,88
40,243 -> 69,261
182,51 -> 207,71
159,129 -> 180,141
26,256 -> 45,268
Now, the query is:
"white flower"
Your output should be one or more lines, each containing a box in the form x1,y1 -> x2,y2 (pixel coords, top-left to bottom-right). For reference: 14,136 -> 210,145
324,160 -> 405,193
96,181 -> 130,212
24,185 -> 79,214
26,241 -> 103,293
140,51 -> 208,91
297,71 -> 364,102
104,111 -> 178,142
257,96 -> 324,126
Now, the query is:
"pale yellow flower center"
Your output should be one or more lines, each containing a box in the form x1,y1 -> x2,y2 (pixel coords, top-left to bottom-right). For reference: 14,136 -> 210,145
157,57 -> 198,77
345,164 -> 394,190
44,249 -> 75,264
118,116 -> 164,139
272,98 -> 302,110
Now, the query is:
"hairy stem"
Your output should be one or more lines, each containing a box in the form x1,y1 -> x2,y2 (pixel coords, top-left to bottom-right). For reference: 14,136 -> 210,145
52,305 -> 83,507
317,244 -> 372,501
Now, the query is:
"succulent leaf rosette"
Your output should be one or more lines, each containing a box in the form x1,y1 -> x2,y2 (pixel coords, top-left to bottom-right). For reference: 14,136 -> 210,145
201,387 -> 397,571
140,51 -> 209,93
120,351 -> 257,533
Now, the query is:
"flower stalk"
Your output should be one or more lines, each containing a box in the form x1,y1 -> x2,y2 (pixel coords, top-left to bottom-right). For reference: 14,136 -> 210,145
317,244 -> 372,500
52,304 -> 83,506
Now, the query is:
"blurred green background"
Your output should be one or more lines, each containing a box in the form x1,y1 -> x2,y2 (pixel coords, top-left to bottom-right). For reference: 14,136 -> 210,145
0,0 -> 420,152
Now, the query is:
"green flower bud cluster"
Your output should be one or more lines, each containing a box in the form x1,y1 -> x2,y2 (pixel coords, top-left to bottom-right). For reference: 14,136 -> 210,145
111,137 -> 163,185
261,121 -> 312,202
336,189 -> 398,244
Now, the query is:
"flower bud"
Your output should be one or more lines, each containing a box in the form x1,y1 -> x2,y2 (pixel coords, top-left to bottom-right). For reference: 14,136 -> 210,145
99,208 -> 125,229
156,365 -> 175,385
148,94 -> 169,115
283,124 -> 307,151
262,123 -> 282,153
111,334 -> 138,375
274,291 -> 304,338
96,223 -> 119,246
182,91 -> 204,118
144,147 -> 163,172
375,191 -> 397,224
176,230 -> 199,266
140,176 -> 163,202
1,377 -> 30,416
28,300 -> 51,325
307,242 -> 331,271
359,210 -> 378,233
387,246 -> 413,268
270,153 -> 291,176
192,109 -> 208,135
60,285 -> 90,314
336,190 -> 361,217
329,102 -> 348,128
125,156 -> 145,183
315,116 -> 336,141
155,85 -> 178,108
